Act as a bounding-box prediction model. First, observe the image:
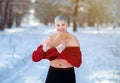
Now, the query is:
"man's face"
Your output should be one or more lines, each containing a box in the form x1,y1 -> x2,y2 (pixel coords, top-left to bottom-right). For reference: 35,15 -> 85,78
55,20 -> 68,32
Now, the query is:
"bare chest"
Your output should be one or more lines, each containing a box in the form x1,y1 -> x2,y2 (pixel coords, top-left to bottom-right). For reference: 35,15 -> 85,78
49,34 -> 73,47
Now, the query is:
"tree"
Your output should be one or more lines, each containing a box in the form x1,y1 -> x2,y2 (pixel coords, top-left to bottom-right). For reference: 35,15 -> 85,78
72,0 -> 79,31
35,0 -> 67,25
0,0 -> 30,31
35,0 -> 120,31
2,0 -> 10,29
0,0 -> 4,30
10,0 -> 30,27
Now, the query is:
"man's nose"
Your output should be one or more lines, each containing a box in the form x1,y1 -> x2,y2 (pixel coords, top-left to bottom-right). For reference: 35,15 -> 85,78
59,25 -> 63,28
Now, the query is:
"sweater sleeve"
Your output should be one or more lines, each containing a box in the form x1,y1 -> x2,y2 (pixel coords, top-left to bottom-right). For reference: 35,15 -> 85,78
60,47 -> 82,68
32,45 -> 46,62
45,48 -> 59,61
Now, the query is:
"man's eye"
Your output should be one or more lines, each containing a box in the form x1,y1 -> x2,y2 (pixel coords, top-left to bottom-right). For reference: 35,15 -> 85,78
57,24 -> 60,27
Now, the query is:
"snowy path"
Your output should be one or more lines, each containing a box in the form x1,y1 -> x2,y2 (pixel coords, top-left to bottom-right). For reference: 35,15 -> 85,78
0,25 -> 120,83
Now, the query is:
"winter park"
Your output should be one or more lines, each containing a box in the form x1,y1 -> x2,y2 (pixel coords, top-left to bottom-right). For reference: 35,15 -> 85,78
0,0 -> 120,83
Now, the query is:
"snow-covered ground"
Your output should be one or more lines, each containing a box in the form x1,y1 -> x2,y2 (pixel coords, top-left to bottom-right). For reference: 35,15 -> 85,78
0,25 -> 120,83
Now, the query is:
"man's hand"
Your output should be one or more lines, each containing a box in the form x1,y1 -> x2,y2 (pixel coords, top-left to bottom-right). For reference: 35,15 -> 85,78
56,42 -> 66,53
43,43 -> 51,52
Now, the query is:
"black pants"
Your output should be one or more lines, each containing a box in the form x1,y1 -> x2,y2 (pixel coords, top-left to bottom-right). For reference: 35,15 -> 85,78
45,66 -> 76,83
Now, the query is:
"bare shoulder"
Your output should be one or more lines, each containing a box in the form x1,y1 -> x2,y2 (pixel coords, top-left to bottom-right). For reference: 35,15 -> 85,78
68,33 -> 80,47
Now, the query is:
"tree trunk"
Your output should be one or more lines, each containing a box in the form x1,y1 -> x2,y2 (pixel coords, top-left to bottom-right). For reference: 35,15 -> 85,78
15,14 -> 22,27
7,5 -> 14,28
0,0 -> 4,30
73,19 -> 77,31
3,0 -> 10,29
73,0 -> 79,31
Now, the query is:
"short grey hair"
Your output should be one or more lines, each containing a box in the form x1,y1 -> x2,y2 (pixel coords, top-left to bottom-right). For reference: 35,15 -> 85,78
54,15 -> 69,24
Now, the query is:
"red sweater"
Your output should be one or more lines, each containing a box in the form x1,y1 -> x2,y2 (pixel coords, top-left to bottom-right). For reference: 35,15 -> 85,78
32,45 -> 82,67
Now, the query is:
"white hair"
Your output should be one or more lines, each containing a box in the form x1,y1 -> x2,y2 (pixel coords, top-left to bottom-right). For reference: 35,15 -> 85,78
54,15 -> 68,24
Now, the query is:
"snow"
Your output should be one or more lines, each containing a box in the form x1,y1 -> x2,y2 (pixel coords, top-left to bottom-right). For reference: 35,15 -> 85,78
0,25 -> 120,83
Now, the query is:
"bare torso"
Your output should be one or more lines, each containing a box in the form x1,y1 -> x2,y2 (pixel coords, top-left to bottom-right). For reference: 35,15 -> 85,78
50,59 -> 73,68
44,32 -> 79,68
